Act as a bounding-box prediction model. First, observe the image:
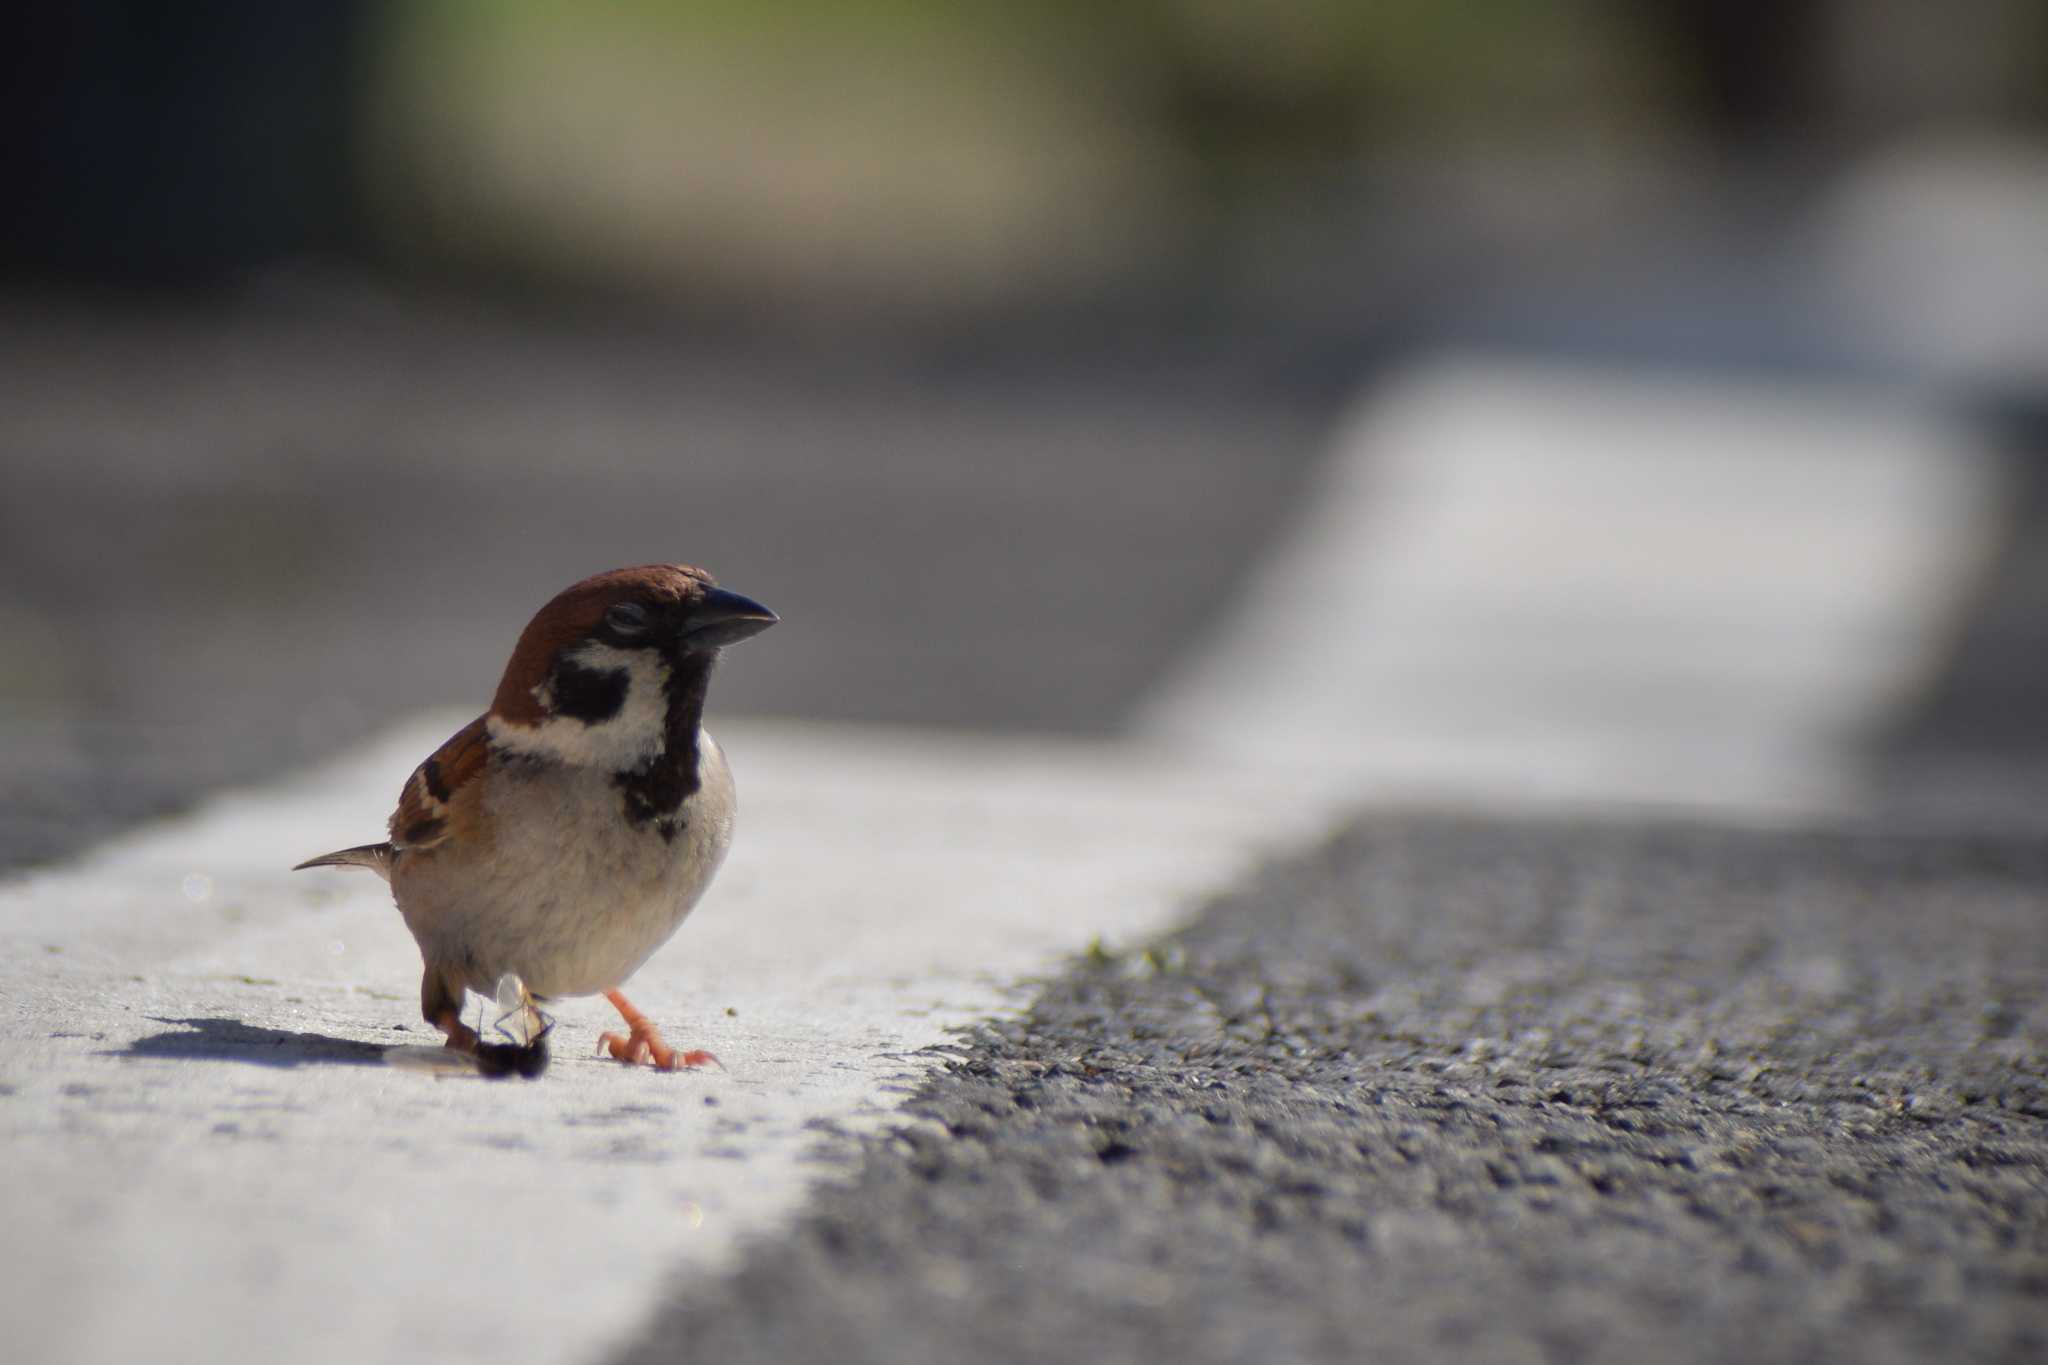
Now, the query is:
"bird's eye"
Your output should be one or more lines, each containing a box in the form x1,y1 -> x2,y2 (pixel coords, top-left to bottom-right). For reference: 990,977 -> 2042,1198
604,602 -> 651,637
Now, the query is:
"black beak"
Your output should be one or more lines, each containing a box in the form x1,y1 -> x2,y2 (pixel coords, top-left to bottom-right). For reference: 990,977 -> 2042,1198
683,587 -> 779,648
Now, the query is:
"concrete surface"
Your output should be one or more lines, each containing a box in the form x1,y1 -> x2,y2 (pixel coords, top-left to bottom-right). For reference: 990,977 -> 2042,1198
0,714 -> 1337,1365
1144,359 -> 2004,811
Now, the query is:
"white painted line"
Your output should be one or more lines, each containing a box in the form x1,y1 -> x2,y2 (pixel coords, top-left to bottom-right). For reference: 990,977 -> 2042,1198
1141,357 -> 2004,814
0,715 -> 1336,1365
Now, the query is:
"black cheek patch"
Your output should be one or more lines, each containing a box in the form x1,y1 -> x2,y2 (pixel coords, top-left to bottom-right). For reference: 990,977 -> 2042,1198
551,659 -> 630,723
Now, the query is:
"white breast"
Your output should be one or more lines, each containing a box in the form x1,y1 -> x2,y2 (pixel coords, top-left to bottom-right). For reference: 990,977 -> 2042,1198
395,731 -> 737,1000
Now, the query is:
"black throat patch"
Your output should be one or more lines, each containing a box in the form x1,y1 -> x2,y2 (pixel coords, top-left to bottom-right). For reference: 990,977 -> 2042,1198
614,651 -> 714,841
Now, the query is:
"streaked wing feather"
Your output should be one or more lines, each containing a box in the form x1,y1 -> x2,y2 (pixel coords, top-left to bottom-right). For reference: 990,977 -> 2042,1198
390,714 -> 491,853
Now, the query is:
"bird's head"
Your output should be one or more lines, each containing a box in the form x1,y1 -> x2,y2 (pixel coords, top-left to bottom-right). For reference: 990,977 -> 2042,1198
486,564 -> 777,769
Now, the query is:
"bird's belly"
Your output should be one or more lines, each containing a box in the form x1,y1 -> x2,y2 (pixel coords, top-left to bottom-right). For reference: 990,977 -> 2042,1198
396,745 -> 735,1000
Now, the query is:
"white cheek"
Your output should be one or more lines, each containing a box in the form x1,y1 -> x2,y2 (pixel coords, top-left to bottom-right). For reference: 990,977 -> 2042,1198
488,643 -> 672,769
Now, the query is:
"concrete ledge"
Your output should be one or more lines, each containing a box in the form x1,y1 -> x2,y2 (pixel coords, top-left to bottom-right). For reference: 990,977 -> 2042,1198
0,714 -> 1336,1365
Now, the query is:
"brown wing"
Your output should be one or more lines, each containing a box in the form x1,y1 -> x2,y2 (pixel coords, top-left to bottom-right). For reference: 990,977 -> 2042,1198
389,714 -> 491,854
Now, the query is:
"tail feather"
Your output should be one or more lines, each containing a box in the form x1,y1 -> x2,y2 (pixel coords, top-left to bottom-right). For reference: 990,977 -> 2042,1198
293,842 -> 395,881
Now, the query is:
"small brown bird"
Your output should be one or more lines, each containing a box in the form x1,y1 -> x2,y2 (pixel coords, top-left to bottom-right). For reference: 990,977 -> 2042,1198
295,564 -> 776,1073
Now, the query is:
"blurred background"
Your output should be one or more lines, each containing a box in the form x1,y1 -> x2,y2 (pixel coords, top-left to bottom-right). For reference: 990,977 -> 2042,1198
3,0 -> 2046,870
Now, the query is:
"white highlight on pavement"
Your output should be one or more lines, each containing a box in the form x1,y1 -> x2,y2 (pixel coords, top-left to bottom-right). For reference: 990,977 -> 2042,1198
1142,358 -> 2004,813
0,715 -> 1335,1365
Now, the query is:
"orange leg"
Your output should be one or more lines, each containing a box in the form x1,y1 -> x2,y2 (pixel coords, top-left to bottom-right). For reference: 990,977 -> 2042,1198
598,989 -> 718,1070
433,1009 -> 481,1055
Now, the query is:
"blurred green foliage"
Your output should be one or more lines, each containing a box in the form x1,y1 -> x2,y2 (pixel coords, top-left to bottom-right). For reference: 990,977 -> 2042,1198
353,3 -> 1707,313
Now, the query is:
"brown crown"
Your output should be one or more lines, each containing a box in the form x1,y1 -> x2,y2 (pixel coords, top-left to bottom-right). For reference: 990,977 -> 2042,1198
489,564 -> 716,725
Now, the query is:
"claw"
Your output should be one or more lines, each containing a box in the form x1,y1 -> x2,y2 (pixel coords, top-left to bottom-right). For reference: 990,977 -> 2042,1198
599,989 -> 719,1070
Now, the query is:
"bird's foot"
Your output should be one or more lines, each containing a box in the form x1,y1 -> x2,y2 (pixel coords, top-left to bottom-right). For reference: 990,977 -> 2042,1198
435,1012 -> 481,1055
426,1005 -> 547,1078
599,988 -> 720,1071
596,1021 -> 718,1070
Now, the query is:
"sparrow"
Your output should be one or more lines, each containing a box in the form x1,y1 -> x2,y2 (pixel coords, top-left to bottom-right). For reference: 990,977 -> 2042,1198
294,564 -> 777,1075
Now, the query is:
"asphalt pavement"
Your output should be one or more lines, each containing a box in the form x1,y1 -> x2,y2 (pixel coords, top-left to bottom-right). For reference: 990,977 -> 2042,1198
624,812 -> 2048,1365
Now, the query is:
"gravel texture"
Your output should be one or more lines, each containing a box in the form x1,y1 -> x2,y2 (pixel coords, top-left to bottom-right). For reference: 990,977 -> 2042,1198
622,812 -> 2048,1365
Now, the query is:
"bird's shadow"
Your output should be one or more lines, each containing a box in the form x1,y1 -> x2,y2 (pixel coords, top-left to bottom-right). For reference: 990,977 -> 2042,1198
113,1016 -> 392,1068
